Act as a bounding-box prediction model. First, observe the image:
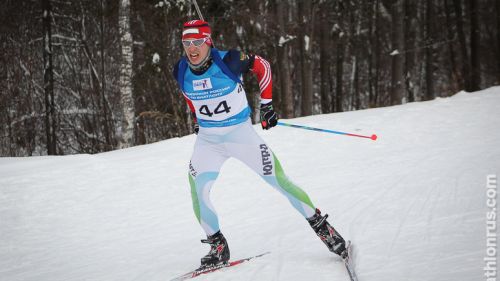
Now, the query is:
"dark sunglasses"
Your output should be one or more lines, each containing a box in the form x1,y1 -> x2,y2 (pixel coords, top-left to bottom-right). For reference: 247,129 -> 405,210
182,38 -> 209,47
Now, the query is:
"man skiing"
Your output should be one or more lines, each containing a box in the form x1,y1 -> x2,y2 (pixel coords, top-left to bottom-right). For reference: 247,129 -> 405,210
173,20 -> 348,270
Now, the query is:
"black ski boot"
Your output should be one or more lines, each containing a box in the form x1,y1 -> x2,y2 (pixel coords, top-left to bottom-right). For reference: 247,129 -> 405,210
199,231 -> 230,269
307,208 -> 348,259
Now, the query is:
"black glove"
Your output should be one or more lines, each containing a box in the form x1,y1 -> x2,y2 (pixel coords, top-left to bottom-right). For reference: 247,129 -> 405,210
193,123 -> 199,134
260,102 -> 278,130
191,112 -> 199,135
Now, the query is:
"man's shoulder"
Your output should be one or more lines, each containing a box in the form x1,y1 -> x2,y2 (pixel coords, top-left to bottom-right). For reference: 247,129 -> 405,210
220,49 -> 247,62
217,48 -> 252,76
173,57 -> 187,70
172,57 -> 188,81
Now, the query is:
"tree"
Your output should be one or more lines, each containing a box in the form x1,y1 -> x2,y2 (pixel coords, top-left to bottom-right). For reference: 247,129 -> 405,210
424,0 -> 435,100
334,1 -> 345,113
469,0 -> 481,91
100,0 -> 113,150
275,0 -> 294,118
444,0 -> 460,92
497,0 -> 500,84
118,0 -> 135,148
42,0 -> 57,155
319,1 -> 332,113
368,0 -> 381,107
298,0 -> 314,116
453,0 -> 471,91
390,0 -> 404,105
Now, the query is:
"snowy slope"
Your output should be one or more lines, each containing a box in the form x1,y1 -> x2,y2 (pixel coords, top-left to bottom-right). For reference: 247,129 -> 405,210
1,87 -> 499,281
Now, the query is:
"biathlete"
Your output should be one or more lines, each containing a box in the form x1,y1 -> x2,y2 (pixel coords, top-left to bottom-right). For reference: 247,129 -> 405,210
173,20 -> 348,270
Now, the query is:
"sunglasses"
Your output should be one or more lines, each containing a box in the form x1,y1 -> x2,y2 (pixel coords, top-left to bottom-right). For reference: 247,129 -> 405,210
182,38 -> 209,47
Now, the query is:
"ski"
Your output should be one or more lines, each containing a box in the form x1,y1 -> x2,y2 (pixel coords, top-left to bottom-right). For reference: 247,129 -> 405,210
343,241 -> 358,281
169,251 -> 271,281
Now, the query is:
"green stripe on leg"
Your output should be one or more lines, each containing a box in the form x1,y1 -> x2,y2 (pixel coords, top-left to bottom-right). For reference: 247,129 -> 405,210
189,173 -> 201,223
273,153 -> 315,210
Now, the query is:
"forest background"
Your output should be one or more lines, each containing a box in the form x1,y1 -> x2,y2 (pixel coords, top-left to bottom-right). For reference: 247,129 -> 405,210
1,0 -> 498,156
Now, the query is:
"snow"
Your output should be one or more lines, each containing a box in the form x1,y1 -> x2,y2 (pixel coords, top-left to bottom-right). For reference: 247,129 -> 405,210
155,1 -> 172,9
236,26 -> 243,38
304,35 -> 310,51
1,87 -> 500,281
332,23 -> 340,33
390,49 -> 400,56
278,35 -> 296,47
255,23 -> 262,32
152,53 -> 160,64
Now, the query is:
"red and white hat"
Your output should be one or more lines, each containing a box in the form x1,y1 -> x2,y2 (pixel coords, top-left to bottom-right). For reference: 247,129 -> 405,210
182,20 -> 212,45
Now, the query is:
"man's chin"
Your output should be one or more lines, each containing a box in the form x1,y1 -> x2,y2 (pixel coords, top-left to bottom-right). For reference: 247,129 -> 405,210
188,59 -> 202,65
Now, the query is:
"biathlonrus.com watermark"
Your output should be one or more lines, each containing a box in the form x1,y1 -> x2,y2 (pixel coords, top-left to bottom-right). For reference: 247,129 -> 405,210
485,174 -> 497,281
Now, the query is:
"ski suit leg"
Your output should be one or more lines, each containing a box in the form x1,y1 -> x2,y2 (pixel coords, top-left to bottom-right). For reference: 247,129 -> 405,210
189,133 -> 229,236
224,121 -> 316,219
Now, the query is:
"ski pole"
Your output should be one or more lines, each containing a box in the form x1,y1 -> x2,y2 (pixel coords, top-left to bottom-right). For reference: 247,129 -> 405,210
192,0 -> 205,21
277,122 -> 378,141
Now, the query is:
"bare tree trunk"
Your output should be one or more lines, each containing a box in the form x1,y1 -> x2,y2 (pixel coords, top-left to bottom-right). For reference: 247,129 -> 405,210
390,0 -> 404,105
118,0 -> 135,148
415,0 -> 426,101
100,0 -> 112,150
469,0 -> 480,91
335,34 -> 345,112
444,0 -> 459,92
334,1 -> 344,112
497,0 -> 500,84
298,0 -> 314,116
424,0 -> 435,100
42,0 -> 56,155
351,5 -> 360,110
6,104 -> 14,156
319,1 -> 331,113
369,0 -> 380,107
453,0 -> 471,91
352,55 -> 360,109
404,0 -> 415,102
276,1 -> 294,118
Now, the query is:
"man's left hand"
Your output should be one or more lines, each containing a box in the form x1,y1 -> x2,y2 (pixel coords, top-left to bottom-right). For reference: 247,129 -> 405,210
260,102 -> 278,130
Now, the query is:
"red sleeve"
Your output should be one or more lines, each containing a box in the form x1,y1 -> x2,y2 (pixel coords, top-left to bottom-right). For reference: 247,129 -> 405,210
183,94 -> 195,112
250,55 -> 272,102
182,93 -> 195,114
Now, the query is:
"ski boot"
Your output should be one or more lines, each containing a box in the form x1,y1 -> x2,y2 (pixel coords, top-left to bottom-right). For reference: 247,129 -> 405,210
307,208 -> 348,259
199,231 -> 230,270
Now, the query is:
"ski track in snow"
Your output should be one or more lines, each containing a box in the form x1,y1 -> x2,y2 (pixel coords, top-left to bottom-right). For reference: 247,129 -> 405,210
1,87 -> 500,281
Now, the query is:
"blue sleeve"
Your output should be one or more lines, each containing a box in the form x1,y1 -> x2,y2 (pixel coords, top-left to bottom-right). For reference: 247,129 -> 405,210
173,58 -> 188,91
222,49 -> 255,77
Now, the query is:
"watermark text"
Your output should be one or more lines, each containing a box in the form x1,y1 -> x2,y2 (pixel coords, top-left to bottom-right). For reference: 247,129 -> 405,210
485,174 -> 497,281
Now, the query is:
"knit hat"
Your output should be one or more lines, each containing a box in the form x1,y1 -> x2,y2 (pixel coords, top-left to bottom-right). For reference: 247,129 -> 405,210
182,20 -> 212,45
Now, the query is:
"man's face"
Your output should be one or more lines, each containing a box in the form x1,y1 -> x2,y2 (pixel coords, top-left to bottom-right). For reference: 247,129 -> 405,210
183,37 -> 210,65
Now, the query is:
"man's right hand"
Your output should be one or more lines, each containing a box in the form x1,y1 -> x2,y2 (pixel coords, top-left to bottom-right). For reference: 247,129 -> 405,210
194,123 -> 199,135
191,112 -> 199,135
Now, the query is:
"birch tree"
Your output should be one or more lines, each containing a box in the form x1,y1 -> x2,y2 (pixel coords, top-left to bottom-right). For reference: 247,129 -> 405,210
118,0 -> 135,148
